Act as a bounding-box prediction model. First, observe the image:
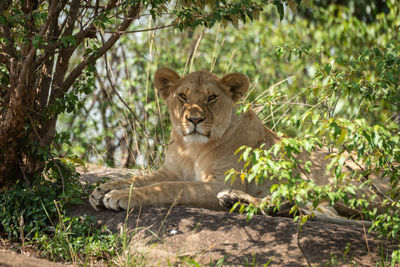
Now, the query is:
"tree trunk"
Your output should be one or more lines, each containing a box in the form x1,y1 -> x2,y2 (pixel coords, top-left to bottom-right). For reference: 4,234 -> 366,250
0,109 -> 25,185
0,2 -> 141,186
0,56 -> 57,185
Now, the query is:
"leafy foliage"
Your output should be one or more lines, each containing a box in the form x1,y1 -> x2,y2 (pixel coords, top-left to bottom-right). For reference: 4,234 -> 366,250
0,160 -> 82,240
0,160 -> 123,262
224,0 -> 400,251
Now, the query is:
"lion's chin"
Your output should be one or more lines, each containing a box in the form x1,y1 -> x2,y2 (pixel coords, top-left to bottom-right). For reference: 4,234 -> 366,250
183,133 -> 210,144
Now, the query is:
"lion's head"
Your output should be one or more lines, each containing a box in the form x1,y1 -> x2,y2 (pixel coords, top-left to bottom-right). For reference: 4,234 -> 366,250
154,68 -> 249,143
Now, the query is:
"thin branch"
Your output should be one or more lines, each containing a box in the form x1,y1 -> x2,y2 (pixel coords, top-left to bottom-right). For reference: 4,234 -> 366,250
102,53 -> 147,136
297,211 -> 312,267
52,0 -> 115,101
60,4 -> 141,93
62,0 -> 81,38
51,0 -> 81,91
343,150 -> 394,204
27,114 -> 43,144
102,23 -> 175,34
33,0 -> 67,70
55,0 -> 70,37
33,23 -> 97,70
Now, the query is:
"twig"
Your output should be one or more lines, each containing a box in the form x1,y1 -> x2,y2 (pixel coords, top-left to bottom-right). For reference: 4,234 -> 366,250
184,31 -> 204,75
343,146 -> 392,203
361,215 -> 371,256
61,4 -> 141,93
102,23 -> 175,33
18,159 -> 30,185
53,160 -> 65,194
144,19 -> 155,135
297,211 -> 312,267
155,189 -> 183,240
27,115 -> 43,144
102,53 -> 148,138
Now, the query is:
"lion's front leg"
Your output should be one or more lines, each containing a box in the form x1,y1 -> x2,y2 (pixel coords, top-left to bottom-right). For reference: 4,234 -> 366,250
89,170 -> 177,210
100,182 -> 228,211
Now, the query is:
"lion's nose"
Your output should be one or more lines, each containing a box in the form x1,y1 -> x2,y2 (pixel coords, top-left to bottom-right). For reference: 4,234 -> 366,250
186,116 -> 205,125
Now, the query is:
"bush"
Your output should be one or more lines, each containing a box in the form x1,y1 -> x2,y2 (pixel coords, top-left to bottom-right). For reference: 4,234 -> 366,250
0,160 -> 82,240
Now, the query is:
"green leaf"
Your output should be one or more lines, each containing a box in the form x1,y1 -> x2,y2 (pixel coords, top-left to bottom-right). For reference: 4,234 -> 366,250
335,128 -> 347,147
274,1 -> 284,21
324,63 -> 331,75
345,186 -> 356,196
270,184 -> 279,192
300,215 -> 308,225
312,114 -> 320,125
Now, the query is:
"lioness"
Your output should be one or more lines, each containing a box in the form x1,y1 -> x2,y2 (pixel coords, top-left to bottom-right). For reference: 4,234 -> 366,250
90,68 -> 387,225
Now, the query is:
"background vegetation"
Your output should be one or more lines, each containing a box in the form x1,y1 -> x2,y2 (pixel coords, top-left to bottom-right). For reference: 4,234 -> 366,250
0,0 -> 399,265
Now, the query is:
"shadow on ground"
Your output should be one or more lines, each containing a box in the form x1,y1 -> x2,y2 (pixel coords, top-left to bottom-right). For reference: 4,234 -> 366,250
69,166 -> 398,266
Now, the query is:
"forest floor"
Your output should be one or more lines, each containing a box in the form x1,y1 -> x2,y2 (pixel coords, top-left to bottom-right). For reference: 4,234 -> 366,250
0,166 -> 398,266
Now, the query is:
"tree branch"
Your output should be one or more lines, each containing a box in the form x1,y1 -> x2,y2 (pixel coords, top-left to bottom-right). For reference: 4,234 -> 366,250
12,0 -> 58,108
102,23 -> 175,34
0,23 -> 18,59
32,0 -> 67,70
62,0 -> 81,38
0,52 -> 10,68
60,4 -> 141,94
51,0 -> 121,100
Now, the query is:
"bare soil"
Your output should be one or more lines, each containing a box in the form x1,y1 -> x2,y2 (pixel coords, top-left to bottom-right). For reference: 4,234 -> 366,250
1,166 -> 398,266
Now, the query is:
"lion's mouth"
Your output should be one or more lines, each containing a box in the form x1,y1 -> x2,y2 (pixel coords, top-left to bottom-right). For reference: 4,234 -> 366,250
184,130 -> 210,138
182,125 -> 211,140
182,131 -> 210,144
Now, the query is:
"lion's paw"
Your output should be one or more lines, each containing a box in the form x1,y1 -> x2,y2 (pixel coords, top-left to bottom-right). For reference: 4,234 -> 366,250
89,184 -> 111,210
89,181 -> 133,210
103,190 -> 130,211
217,189 -> 241,209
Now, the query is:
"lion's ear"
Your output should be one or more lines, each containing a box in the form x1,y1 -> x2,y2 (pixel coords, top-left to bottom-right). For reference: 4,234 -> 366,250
220,73 -> 250,102
154,68 -> 181,99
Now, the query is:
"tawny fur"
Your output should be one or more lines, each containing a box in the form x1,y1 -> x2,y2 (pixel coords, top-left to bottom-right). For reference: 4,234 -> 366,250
90,68 -> 388,225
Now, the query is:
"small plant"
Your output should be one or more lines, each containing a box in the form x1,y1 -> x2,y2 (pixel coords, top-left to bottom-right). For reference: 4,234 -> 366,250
34,215 -> 122,263
0,159 -> 82,241
0,160 -> 123,263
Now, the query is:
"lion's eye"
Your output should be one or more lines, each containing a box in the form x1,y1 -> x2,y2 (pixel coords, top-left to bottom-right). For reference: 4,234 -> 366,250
178,93 -> 187,102
208,94 -> 217,103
